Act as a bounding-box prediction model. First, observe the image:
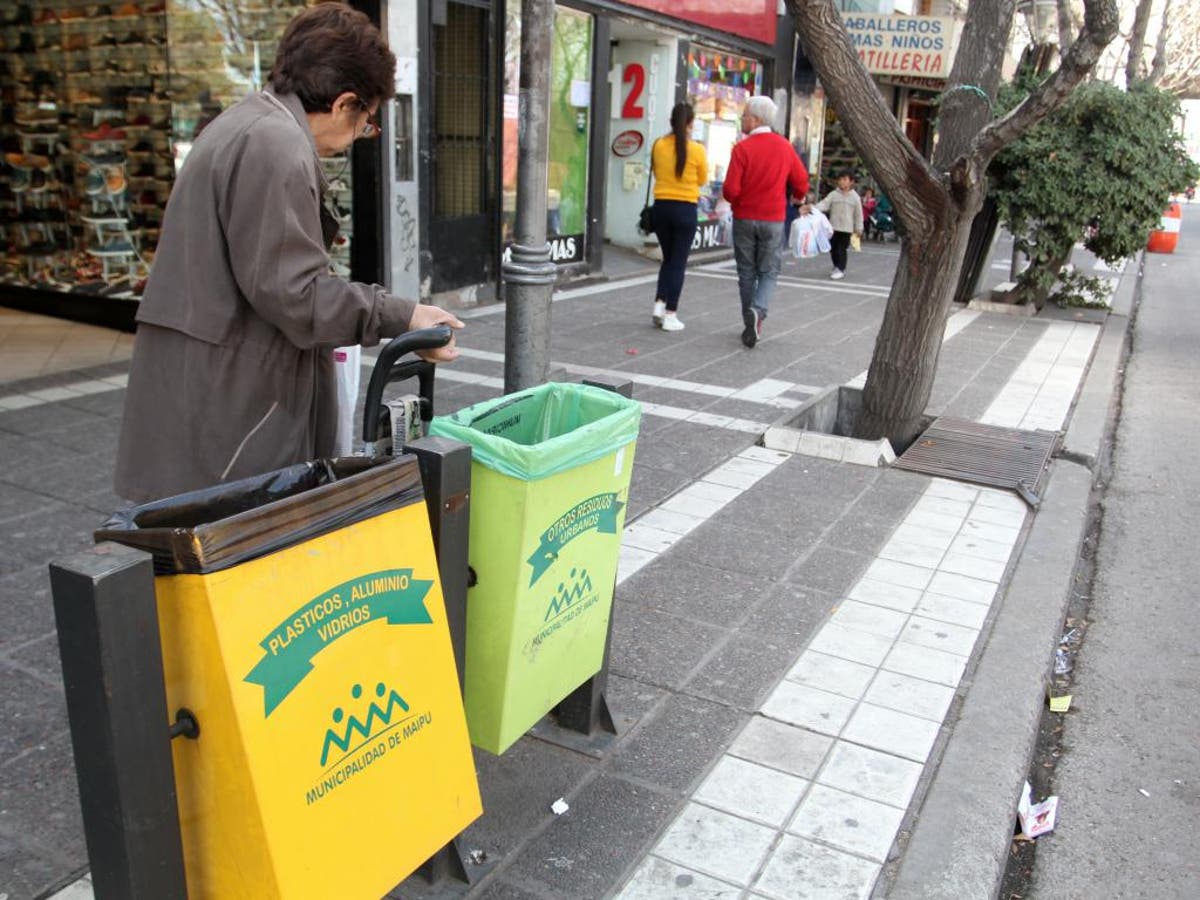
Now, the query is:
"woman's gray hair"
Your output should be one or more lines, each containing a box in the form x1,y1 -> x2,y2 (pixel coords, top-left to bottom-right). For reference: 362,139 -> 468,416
744,95 -> 778,127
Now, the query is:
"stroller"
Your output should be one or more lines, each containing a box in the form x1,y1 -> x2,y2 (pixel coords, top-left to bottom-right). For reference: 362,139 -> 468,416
869,194 -> 899,242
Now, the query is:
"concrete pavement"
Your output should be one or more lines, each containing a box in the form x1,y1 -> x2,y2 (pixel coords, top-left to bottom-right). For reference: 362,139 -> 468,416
0,231 -> 1133,900
1026,215 -> 1200,898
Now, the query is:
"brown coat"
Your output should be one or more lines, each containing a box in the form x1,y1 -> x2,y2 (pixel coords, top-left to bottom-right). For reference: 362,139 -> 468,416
114,90 -> 415,503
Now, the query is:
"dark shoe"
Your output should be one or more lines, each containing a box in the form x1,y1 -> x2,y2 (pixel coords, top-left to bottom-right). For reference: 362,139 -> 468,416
741,307 -> 760,348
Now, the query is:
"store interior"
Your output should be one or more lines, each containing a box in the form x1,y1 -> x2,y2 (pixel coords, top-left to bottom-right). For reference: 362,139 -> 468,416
0,0 -> 357,301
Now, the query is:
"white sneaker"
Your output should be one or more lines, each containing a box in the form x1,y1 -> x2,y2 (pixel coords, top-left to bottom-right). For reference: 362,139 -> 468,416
830,269 -> 845,280
652,300 -> 666,326
660,313 -> 685,331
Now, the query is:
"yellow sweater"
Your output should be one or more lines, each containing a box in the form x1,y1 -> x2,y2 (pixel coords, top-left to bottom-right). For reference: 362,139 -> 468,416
651,136 -> 708,204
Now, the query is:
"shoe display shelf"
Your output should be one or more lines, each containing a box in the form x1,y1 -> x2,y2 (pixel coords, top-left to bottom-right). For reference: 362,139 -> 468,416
2,1 -> 170,293
2,121 -> 74,282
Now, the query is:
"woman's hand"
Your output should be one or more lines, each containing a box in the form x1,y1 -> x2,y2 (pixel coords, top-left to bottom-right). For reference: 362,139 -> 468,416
408,303 -> 465,363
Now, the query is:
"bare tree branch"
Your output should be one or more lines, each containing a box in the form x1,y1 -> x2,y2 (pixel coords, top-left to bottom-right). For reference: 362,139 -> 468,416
1156,11 -> 1200,96
1148,0 -> 1170,82
974,0 -> 1119,160
1126,0 -> 1154,85
1057,0 -> 1079,53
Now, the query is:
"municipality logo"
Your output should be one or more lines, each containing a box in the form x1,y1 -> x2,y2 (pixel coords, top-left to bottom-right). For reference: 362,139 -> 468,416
306,680 -> 432,806
544,567 -> 595,622
524,567 -> 603,660
320,681 -> 410,766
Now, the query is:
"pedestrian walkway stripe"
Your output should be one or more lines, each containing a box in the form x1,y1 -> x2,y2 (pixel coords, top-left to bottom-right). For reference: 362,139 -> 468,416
450,348 -> 812,408
457,274 -> 662,318
980,321 -> 1099,432
616,446 -> 791,583
692,270 -> 893,298
0,373 -> 127,411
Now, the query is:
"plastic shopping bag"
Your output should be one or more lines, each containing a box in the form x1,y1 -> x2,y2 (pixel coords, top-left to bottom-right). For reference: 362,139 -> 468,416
333,345 -> 361,456
790,210 -> 833,259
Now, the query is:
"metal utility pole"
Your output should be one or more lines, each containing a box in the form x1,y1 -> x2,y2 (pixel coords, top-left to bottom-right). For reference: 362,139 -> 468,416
502,0 -> 556,393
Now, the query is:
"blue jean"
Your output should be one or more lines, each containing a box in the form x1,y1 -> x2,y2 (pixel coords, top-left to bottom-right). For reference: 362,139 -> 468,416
732,218 -> 785,320
652,200 -> 698,311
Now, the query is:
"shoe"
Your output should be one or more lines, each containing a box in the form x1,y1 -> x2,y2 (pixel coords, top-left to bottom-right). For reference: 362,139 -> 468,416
652,299 -> 665,326
85,168 -> 106,194
741,307 -> 760,348
83,121 -> 127,141
661,313 -> 684,332
96,238 -> 134,254
83,151 -> 125,166
105,165 -> 127,194
830,269 -> 845,280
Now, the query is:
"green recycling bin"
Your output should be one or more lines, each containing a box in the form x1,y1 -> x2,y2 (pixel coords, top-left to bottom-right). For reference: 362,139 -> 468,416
429,382 -> 641,754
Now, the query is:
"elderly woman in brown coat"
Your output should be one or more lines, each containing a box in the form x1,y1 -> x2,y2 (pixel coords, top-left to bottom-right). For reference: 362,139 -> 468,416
114,3 -> 462,503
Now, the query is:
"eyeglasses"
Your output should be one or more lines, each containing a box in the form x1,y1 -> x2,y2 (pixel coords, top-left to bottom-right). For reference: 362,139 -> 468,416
353,99 -> 380,139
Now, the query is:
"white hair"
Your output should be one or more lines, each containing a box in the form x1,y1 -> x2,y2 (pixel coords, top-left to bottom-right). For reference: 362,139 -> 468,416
744,95 -> 778,127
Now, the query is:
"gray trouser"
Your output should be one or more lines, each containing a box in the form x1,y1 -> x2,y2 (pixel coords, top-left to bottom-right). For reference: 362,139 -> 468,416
732,218 -> 785,319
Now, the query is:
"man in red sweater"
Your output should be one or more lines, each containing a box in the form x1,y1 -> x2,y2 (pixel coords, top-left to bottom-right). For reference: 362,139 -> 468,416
723,95 -> 809,348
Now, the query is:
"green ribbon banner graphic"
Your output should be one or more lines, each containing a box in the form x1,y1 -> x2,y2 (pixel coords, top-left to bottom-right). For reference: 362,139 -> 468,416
527,492 -> 623,586
245,568 -> 432,717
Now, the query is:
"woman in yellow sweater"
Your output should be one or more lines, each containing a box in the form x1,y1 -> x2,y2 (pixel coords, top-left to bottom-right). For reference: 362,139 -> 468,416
650,103 -> 708,332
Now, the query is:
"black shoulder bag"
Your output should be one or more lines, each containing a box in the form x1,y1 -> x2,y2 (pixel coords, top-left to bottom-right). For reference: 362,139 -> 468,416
637,142 -> 655,235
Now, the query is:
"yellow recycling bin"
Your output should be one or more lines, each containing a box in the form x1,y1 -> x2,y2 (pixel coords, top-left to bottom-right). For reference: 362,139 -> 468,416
429,383 -> 641,754
97,458 -> 481,899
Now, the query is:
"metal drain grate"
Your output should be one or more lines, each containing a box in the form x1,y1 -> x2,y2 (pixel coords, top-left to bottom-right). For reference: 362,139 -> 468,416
894,417 -> 1060,507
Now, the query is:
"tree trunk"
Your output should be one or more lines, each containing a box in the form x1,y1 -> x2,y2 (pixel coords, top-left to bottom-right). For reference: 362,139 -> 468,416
854,204 -> 976,448
784,0 -> 1116,447
1029,247 -> 1074,310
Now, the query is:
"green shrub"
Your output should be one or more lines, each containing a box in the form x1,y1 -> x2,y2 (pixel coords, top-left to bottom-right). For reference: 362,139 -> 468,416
990,81 -> 1198,307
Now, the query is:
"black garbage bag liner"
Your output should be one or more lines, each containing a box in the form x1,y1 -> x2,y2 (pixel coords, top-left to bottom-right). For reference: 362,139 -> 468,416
96,456 -> 424,575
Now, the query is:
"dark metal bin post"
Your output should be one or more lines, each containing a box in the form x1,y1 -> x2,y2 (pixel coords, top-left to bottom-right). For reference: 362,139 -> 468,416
49,543 -> 188,900
537,375 -> 633,754
403,436 -> 472,693
403,435 -> 481,886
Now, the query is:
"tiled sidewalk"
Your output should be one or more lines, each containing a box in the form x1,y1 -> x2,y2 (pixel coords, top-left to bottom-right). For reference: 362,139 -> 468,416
614,312 -> 1100,899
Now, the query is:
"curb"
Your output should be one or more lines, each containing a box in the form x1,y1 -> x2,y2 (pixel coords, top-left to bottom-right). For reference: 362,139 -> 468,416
1060,253 -> 1139,469
884,255 -> 1140,899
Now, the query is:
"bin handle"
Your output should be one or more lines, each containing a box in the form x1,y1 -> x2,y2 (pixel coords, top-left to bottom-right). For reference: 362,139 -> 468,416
362,325 -> 453,444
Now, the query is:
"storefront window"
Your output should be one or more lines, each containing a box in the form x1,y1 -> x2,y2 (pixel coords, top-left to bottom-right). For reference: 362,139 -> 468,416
0,1 -> 356,298
503,5 -> 594,266
686,46 -> 762,249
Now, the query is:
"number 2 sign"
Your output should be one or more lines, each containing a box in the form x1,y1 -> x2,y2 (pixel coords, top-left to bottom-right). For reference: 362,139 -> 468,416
608,63 -> 645,120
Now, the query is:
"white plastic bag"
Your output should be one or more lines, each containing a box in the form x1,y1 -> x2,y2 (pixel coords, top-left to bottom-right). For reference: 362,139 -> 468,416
332,345 -> 361,456
789,209 -> 833,259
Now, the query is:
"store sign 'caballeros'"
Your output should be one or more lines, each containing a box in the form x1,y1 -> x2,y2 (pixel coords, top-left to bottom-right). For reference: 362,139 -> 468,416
842,14 -> 956,79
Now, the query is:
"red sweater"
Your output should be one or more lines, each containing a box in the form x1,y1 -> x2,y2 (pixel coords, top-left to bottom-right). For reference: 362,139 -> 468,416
723,131 -> 810,222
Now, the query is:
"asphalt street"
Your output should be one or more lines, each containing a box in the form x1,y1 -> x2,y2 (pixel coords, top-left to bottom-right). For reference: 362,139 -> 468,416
1028,206 -> 1200,898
